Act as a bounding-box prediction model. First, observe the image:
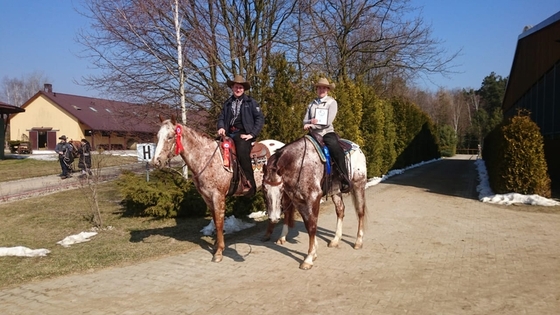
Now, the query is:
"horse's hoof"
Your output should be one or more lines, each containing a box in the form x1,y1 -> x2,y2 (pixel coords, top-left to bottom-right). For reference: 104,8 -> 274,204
299,262 -> 313,270
328,241 -> 339,248
212,254 -> 223,263
275,239 -> 286,245
262,235 -> 271,242
353,243 -> 363,250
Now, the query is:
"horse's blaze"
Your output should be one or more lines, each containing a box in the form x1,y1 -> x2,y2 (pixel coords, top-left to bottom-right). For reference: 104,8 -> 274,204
265,186 -> 283,222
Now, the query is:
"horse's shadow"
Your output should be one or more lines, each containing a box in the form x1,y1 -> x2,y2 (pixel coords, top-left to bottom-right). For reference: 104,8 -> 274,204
128,217 -> 355,265
230,221 -> 358,264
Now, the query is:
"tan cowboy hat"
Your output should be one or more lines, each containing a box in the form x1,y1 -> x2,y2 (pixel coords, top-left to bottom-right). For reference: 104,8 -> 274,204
314,77 -> 335,90
226,75 -> 251,90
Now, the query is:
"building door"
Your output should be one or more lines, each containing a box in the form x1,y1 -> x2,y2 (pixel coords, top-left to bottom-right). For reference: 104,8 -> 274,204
29,130 -> 38,150
38,131 -> 48,148
47,131 -> 57,150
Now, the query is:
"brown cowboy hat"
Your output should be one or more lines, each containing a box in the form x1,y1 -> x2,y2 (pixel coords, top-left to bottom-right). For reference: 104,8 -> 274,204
314,77 -> 335,90
58,135 -> 67,140
226,75 -> 251,90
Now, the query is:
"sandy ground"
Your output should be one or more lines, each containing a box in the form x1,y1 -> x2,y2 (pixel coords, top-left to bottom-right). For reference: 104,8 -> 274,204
0,155 -> 559,314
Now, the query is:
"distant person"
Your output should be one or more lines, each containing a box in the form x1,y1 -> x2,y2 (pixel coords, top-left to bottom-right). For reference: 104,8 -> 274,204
303,77 -> 351,193
55,135 -> 73,179
78,139 -> 93,177
217,75 -> 264,197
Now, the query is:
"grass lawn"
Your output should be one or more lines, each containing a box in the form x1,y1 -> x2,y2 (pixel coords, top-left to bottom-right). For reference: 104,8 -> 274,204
0,154 -> 139,182
0,180 -> 267,289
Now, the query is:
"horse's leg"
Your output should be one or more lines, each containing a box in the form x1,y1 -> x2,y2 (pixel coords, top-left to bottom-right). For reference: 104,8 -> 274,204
276,200 -> 294,244
328,193 -> 345,248
210,196 -> 226,263
262,221 -> 275,242
270,196 -> 295,245
351,182 -> 367,250
276,223 -> 289,245
299,198 -> 320,270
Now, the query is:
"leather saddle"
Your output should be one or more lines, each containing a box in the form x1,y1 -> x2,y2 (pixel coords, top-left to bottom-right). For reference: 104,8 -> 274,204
220,137 -> 271,197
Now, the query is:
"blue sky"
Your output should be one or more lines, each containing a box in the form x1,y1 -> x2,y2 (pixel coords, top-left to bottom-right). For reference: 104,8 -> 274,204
0,0 -> 558,99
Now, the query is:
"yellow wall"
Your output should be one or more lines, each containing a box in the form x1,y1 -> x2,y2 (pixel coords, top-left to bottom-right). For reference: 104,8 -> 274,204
10,95 -> 82,141
9,95 -> 149,149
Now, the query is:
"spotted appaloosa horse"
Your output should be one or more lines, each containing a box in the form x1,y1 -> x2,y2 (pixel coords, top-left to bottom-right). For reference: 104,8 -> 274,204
262,136 -> 368,270
151,115 -> 283,263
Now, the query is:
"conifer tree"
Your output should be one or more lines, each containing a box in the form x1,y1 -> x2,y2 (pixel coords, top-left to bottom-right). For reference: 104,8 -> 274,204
260,54 -> 311,143
360,86 -> 386,177
332,77 -> 364,146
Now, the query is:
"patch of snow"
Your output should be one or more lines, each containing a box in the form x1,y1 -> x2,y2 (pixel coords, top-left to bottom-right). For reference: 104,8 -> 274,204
57,232 -> 98,247
0,246 -> 50,257
200,215 -> 256,236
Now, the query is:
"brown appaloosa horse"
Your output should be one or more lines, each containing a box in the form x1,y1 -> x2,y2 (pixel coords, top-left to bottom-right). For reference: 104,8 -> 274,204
151,115 -> 283,263
262,136 -> 368,270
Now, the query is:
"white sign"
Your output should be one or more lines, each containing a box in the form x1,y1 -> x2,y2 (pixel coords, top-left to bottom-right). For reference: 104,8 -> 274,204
137,143 -> 156,162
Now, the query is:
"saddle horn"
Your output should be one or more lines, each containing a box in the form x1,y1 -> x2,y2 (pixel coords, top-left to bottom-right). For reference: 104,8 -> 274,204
171,114 -> 177,125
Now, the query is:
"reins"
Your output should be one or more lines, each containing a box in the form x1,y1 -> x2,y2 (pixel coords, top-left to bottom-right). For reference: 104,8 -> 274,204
296,138 -> 307,185
192,142 -> 220,179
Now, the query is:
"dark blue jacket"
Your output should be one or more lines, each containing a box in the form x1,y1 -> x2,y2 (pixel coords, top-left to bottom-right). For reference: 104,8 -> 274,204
217,94 -> 264,138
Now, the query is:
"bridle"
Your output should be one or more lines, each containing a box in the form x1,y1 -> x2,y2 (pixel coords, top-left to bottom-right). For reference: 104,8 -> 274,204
161,123 -> 220,179
263,178 -> 282,186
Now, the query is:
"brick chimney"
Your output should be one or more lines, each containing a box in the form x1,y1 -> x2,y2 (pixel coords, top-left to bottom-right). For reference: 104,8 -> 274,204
44,84 -> 52,93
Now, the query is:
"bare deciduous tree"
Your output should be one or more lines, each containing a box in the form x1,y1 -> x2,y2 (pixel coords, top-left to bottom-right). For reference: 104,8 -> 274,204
1,71 -> 50,107
299,0 -> 459,95
77,0 -> 295,116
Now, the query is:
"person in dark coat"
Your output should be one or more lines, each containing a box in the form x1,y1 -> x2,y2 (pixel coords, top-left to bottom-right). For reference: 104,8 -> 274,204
78,139 -> 93,177
217,75 -> 265,197
54,135 -> 73,179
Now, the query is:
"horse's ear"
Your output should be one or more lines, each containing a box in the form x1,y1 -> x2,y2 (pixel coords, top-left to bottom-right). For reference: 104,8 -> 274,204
171,114 -> 177,125
159,114 -> 164,123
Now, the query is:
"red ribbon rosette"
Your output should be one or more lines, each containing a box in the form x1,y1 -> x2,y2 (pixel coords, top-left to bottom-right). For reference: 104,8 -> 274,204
175,125 -> 184,154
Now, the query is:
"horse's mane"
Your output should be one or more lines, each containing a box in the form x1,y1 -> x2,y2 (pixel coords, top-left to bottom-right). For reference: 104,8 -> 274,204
271,136 -> 310,170
277,136 -> 307,153
164,119 -> 215,141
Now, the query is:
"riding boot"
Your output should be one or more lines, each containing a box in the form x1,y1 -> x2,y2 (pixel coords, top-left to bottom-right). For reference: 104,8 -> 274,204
232,133 -> 257,197
323,133 -> 352,193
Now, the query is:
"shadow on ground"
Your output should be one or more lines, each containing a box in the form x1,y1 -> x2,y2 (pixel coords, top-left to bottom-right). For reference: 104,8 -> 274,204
382,157 -> 479,200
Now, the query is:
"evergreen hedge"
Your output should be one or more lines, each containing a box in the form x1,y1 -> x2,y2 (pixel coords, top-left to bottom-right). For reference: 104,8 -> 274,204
117,169 -> 265,219
483,111 -> 551,197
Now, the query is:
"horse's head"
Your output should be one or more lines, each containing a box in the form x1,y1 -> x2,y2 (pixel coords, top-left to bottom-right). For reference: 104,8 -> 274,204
152,115 -> 178,168
262,155 -> 284,223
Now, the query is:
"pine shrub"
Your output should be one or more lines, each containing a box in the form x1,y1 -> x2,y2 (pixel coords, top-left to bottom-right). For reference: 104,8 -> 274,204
117,169 -> 266,219
499,113 -> 551,197
483,111 -> 551,197
438,124 -> 458,157
117,170 -> 207,218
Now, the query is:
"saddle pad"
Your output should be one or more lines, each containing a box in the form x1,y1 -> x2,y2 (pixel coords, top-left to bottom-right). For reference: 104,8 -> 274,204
305,135 -> 327,162
306,135 -> 359,161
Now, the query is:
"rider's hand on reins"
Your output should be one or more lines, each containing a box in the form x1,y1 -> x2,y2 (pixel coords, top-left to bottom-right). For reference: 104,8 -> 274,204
240,134 -> 253,141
